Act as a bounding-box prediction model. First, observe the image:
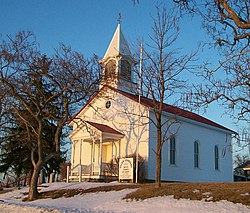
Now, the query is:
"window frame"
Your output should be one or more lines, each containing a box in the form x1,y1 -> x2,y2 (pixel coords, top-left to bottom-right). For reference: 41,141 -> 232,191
120,59 -> 131,81
169,135 -> 176,165
105,100 -> 111,109
194,141 -> 199,168
214,145 -> 219,170
104,59 -> 116,80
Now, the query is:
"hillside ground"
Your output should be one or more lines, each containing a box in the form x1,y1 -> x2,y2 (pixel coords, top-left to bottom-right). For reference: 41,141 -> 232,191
10,181 -> 249,206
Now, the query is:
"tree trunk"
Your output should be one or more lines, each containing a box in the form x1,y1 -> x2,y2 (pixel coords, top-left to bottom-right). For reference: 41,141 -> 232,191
27,170 -> 32,186
23,173 -> 27,186
155,123 -> 162,188
155,150 -> 162,188
15,174 -> 21,188
47,171 -> 51,183
28,164 -> 42,200
15,175 -> 18,187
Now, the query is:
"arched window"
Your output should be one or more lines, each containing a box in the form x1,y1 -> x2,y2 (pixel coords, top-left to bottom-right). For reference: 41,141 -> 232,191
214,145 -> 219,170
104,59 -> 116,80
120,59 -> 131,81
170,136 -> 176,165
194,141 -> 199,168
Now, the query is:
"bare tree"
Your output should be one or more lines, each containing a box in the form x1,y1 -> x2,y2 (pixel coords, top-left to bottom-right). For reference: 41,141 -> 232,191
132,1 -> 249,168
172,1 -> 249,120
172,1 -> 249,152
234,154 -> 249,167
234,154 -> 250,179
0,32 -> 101,200
173,0 -> 249,46
0,84 -> 8,134
187,52 -> 249,122
136,7 -> 196,187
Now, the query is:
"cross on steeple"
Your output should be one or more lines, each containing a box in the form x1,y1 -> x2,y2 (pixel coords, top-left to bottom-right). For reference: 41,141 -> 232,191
117,13 -> 123,24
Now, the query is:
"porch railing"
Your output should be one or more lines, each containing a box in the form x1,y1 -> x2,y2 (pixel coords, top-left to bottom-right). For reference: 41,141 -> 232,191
101,162 -> 118,176
68,162 -> 118,182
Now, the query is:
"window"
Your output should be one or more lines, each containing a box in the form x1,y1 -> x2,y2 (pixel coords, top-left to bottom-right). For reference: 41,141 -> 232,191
170,136 -> 176,165
214,145 -> 219,170
121,59 -> 131,81
194,141 -> 199,168
104,59 -> 116,80
105,101 -> 111,109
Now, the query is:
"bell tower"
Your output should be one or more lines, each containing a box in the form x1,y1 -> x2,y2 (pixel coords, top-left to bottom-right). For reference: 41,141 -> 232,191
99,24 -> 137,93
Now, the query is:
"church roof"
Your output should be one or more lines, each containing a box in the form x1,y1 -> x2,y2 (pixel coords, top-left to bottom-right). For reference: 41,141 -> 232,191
102,24 -> 132,61
113,87 -> 235,133
69,85 -> 235,134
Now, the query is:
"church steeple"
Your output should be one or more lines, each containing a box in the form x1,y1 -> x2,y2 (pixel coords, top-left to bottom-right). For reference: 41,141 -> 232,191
99,23 -> 136,93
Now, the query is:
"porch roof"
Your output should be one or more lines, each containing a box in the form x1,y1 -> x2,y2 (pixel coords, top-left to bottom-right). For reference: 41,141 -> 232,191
86,121 -> 124,136
235,160 -> 250,171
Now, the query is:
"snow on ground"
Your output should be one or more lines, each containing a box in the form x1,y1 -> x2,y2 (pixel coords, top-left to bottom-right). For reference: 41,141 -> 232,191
0,182 -> 249,213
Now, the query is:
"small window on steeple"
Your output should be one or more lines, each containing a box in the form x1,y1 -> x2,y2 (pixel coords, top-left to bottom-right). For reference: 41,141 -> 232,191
121,59 -> 131,81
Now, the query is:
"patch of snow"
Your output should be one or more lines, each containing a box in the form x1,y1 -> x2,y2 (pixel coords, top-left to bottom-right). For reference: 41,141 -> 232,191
205,196 -> 213,202
202,192 -> 212,196
193,189 -> 200,193
0,182 -> 249,213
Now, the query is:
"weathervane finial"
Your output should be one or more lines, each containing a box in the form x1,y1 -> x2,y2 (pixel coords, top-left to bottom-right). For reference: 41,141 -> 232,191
117,12 -> 123,24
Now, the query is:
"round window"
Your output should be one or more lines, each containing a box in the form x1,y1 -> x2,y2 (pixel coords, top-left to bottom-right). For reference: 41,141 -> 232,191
105,101 -> 111,109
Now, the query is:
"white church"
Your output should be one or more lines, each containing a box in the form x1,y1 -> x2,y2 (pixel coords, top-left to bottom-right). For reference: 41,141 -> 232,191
68,24 -> 234,182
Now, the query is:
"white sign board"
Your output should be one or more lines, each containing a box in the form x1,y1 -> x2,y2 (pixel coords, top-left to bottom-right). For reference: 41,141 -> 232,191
119,158 -> 133,181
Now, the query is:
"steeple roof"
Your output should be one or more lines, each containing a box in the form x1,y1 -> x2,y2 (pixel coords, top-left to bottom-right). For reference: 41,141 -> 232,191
102,24 -> 132,61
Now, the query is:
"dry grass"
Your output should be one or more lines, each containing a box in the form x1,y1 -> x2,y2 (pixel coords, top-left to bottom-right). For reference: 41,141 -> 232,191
125,182 -> 250,206
22,182 -> 250,206
0,189 -> 13,194
24,184 -> 139,201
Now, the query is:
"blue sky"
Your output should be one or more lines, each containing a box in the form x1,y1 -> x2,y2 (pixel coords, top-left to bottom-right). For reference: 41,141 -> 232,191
1,1 -> 247,154
1,0 -> 204,57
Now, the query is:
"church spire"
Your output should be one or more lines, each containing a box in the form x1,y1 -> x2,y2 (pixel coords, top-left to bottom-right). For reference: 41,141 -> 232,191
102,24 -> 132,62
99,22 -> 136,93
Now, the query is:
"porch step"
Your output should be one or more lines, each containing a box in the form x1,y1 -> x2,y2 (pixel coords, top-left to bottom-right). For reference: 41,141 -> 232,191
68,175 -> 118,183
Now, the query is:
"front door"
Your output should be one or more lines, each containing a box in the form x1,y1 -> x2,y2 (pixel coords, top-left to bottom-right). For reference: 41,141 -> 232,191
102,144 -> 112,163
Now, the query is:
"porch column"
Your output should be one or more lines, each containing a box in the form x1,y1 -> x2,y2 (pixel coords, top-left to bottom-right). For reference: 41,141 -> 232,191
118,139 -> 121,158
72,141 -> 76,167
91,140 -> 95,175
112,139 -> 114,160
78,140 -> 82,181
66,165 -> 70,183
79,140 -> 82,166
99,135 -> 103,176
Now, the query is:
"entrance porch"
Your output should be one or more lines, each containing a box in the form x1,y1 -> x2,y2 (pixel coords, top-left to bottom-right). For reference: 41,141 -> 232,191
69,121 -> 124,181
